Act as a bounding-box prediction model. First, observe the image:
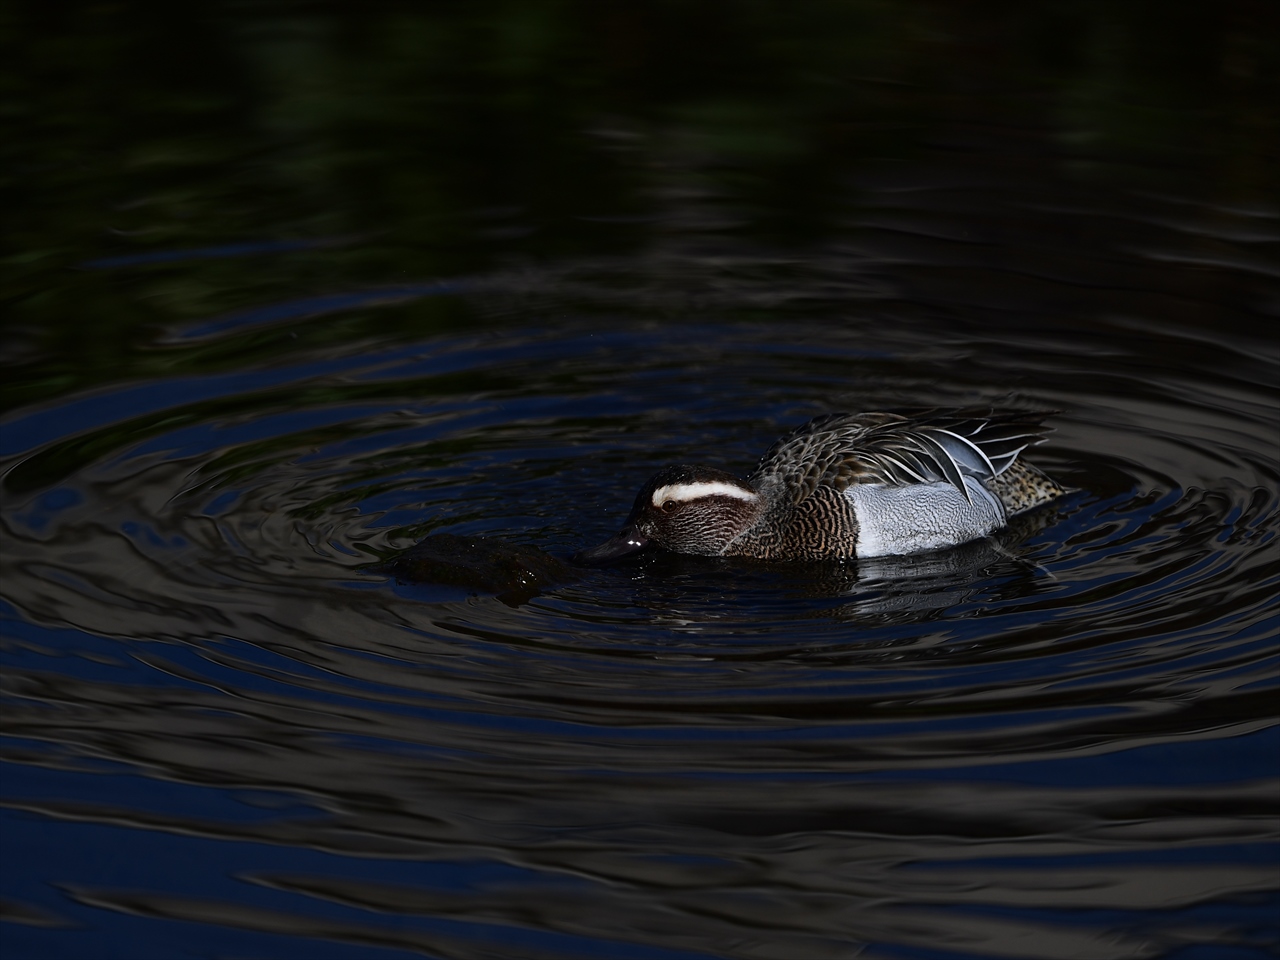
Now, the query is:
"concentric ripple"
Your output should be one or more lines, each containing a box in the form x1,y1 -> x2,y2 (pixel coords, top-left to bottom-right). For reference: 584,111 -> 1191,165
3,193 -> 1278,959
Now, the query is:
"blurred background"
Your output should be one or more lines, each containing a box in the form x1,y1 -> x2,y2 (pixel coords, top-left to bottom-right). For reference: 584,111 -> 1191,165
6,0 -> 1275,372
2,3 -> 1278,959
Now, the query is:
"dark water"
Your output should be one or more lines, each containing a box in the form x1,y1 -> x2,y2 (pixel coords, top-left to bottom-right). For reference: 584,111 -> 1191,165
3,5 -> 1278,959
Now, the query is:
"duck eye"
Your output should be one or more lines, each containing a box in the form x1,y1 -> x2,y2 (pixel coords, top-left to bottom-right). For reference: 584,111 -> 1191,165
661,499 -> 677,512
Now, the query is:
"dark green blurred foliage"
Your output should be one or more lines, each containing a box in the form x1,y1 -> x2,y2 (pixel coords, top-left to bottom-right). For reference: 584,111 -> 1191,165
2,0 -> 1275,409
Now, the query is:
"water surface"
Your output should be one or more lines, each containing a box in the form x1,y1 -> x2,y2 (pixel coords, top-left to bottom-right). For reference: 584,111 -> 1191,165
3,5 -> 1277,959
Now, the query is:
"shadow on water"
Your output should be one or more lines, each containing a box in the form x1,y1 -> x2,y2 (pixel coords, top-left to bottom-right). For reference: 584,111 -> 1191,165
3,3 -> 1278,959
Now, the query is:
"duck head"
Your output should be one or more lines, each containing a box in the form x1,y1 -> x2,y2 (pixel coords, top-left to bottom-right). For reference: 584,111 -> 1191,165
575,464 -> 764,564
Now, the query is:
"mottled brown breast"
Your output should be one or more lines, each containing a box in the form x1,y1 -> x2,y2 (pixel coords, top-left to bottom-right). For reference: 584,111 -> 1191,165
726,485 -> 860,560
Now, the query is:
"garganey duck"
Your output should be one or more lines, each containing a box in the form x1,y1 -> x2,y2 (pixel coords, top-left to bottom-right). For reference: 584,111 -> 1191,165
576,408 -> 1066,563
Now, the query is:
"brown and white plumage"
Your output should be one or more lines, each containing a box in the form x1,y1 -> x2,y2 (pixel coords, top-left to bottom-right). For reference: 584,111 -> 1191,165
576,408 -> 1066,563
750,409 -> 1057,503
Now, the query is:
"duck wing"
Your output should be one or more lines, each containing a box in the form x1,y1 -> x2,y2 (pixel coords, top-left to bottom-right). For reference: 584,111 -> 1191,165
750,408 -> 1056,504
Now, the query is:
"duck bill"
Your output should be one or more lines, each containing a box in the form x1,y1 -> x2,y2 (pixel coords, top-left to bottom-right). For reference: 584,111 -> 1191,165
573,527 -> 649,565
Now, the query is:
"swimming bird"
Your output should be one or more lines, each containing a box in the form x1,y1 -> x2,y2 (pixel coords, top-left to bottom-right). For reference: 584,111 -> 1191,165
575,408 -> 1065,563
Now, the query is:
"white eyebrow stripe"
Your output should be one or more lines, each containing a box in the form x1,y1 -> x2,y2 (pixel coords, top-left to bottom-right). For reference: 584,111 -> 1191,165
651,481 -> 758,506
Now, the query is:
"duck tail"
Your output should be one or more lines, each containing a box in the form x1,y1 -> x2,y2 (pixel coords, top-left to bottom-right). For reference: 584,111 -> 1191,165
986,459 -> 1067,515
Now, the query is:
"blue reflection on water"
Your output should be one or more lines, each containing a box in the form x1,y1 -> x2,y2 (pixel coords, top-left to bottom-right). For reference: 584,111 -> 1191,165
1,810 -> 715,960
